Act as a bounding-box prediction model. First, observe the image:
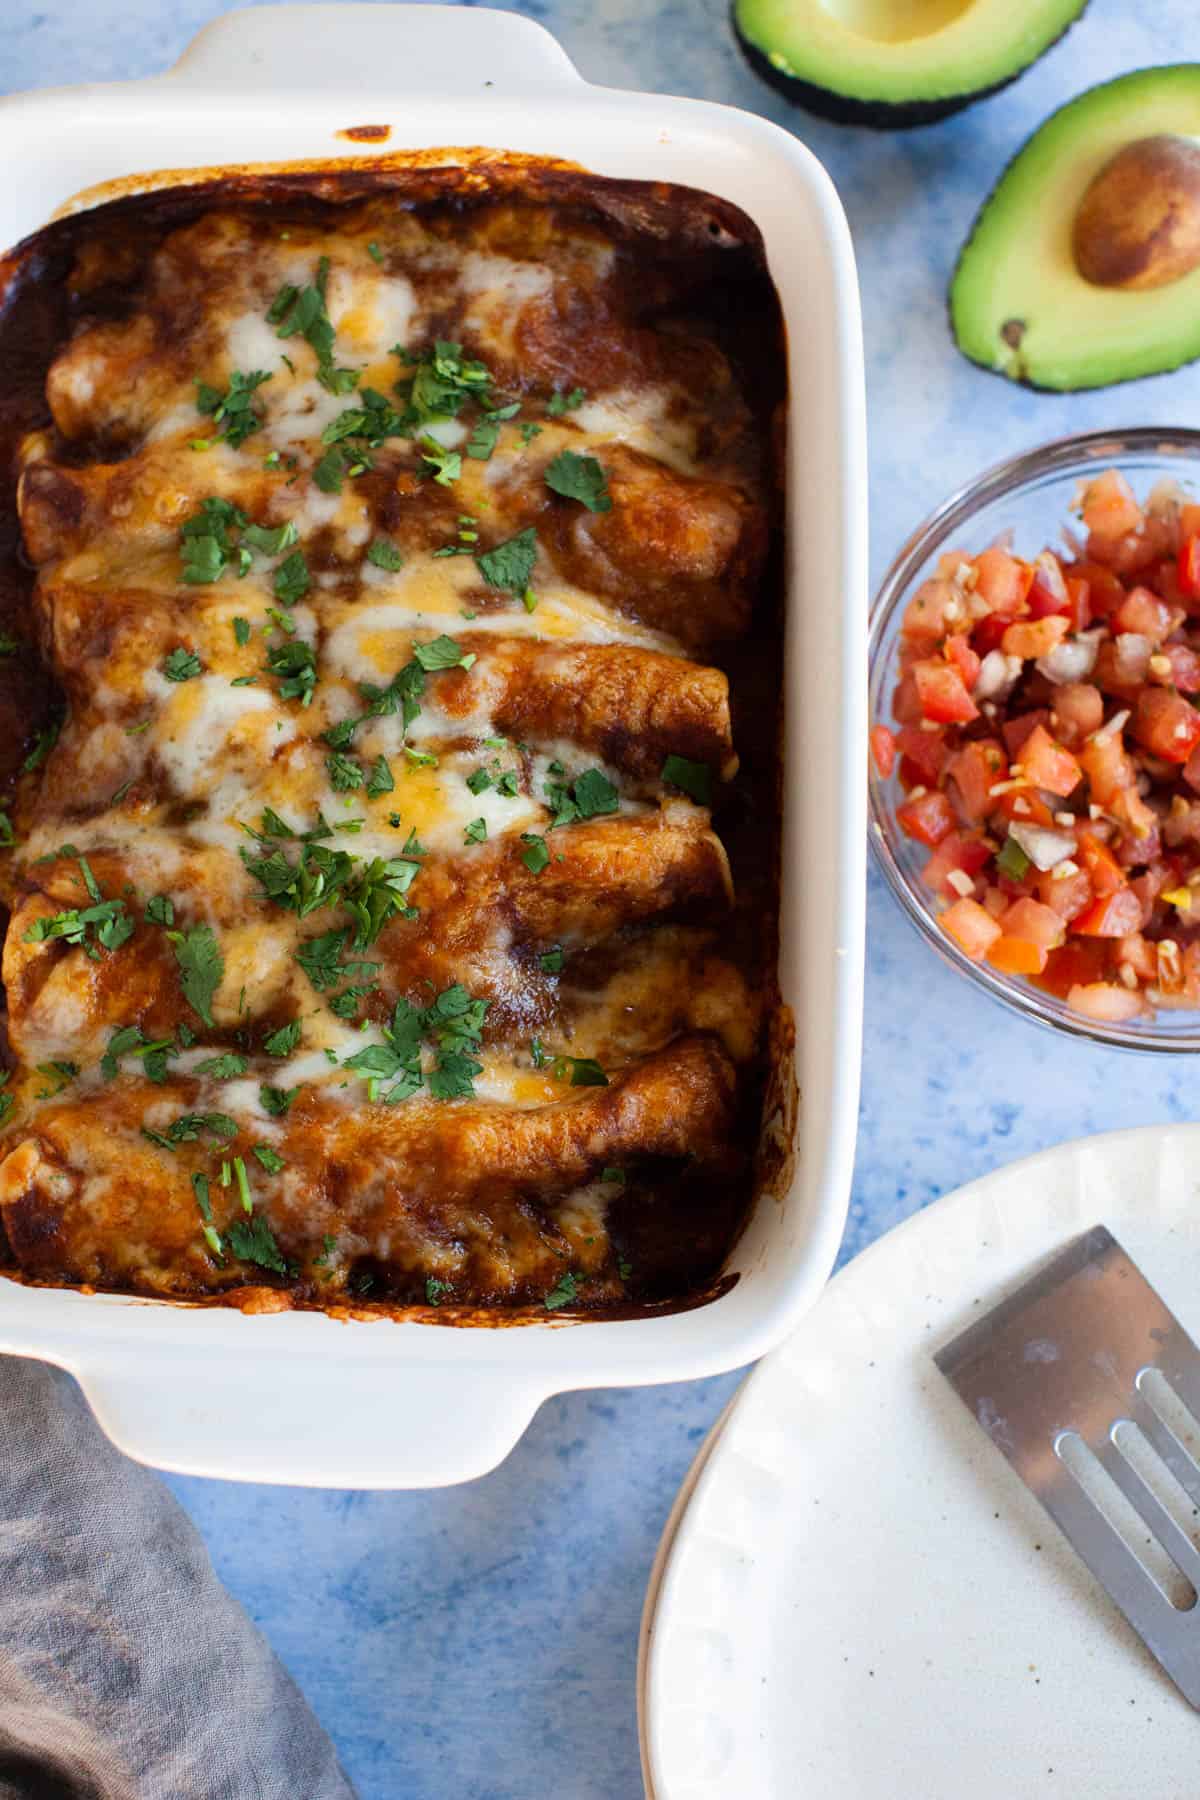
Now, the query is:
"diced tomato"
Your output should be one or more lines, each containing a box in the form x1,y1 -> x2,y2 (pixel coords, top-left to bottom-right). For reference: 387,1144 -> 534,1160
1034,865 -> 1094,922
1075,831 -> 1125,898
1027,570 -> 1067,620
1115,932 -> 1158,984
1065,577 -> 1092,633
1069,559 -> 1127,617
1132,687 -> 1200,763
940,897 -> 1003,961
1156,644 -> 1200,693
1177,535 -> 1200,602
999,897 -> 1067,949
1093,636 -> 1149,698
891,672 -> 922,725
973,547 -> 1032,617
897,789 -> 955,847
894,724 -> 947,785
1048,683 -> 1103,747
903,578 -> 966,643
922,831 -> 992,897
1040,937 -> 1109,996
1002,616 -> 1070,660
1066,982 -> 1146,1022
1113,585 -> 1173,644
944,633 -> 981,689
980,884 -> 1011,919
1184,742 -> 1200,794
1078,729 -> 1136,806
1018,724 -> 1082,797
1073,887 -> 1145,936
987,936 -> 1047,975
992,789 -> 1056,831
1001,710 -> 1050,759
913,659 -> 979,724
946,738 -> 1004,823
870,724 -> 897,779
1111,785 -> 1160,845
1081,470 -> 1142,542
972,614 -> 1011,656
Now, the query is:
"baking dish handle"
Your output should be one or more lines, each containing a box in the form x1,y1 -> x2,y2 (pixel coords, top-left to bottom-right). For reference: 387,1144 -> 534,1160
165,4 -> 585,98
66,1350 -> 548,1490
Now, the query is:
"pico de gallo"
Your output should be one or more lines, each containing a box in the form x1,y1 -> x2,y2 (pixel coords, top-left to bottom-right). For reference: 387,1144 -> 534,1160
874,469 -> 1200,1024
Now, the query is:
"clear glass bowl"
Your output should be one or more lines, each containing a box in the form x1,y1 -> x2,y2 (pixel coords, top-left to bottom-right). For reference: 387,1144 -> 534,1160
869,427 -> 1200,1054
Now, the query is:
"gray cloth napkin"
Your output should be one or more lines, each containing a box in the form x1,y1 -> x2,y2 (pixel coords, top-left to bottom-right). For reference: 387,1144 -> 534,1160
0,1355 -> 356,1800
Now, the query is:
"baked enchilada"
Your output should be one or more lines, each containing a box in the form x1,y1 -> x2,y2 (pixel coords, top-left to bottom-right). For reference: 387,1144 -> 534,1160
0,163 -> 784,1316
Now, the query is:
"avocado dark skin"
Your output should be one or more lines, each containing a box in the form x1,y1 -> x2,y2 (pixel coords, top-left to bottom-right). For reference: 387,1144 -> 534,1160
733,2 -> 1090,132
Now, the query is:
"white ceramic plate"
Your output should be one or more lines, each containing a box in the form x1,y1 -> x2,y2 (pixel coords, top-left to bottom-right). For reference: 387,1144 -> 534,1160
641,1125 -> 1200,1799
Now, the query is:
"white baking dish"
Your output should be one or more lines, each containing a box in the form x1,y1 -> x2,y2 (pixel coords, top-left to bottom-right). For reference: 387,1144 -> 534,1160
0,4 -> 866,1488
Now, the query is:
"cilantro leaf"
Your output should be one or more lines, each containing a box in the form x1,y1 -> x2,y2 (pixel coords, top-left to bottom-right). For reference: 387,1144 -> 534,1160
419,437 -> 462,486
263,1020 -> 301,1057
227,1213 -> 289,1275
313,446 -> 346,493
520,833 -> 549,874
544,449 -> 611,513
544,1271 -> 578,1310
274,548 -> 310,605
170,924 -> 223,1027
366,538 -> 404,571
476,528 -> 537,596
242,520 -> 298,557
464,817 -> 487,845
546,387 -> 585,417
194,368 -> 271,448
252,1144 -> 286,1174
163,647 -> 203,683
366,755 -> 394,798
327,752 -> 364,792
194,1053 -> 248,1079
661,754 -> 712,807
259,1084 -> 297,1117
413,635 -> 475,673
233,617 -> 251,647
538,946 -> 563,975
144,895 -> 174,926
266,639 -> 318,706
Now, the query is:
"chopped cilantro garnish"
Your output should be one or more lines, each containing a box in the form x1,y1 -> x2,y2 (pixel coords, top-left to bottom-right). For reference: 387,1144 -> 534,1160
419,437 -> 462,486
240,837 -> 355,920
192,1170 -> 214,1221
413,635 -> 475,673
546,386 -> 585,417
425,1277 -> 452,1306
313,445 -> 346,493
169,924 -> 223,1027
601,1167 -> 625,1184
268,257 -> 359,395
467,401 -> 521,462
163,646 -> 203,683
227,1213 -> 289,1276
195,1053 -> 248,1079
538,946 -> 564,975
394,339 -> 492,428
144,894 -> 174,926
544,1271 -> 578,1310
466,767 -> 493,795
661,754 -> 713,807
167,1111 -> 239,1144
243,520 -> 298,557
464,817 -> 487,845
266,639 -> 318,706
366,538 -> 404,572
476,527 -> 538,596
263,1020 -> 301,1058
34,1059 -> 78,1099
343,855 -> 421,947
366,755 -> 394,798
274,548 -> 310,605
194,368 -> 271,449
367,241 -> 384,264
24,719 -> 60,772
327,752 -> 365,792
253,1144 -> 286,1174
520,833 -> 549,874
520,422 -> 543,445
544,449 -> 611,513
259,1084 -> 297,1118
545,766 -> 620,828
233,616 -> 251,647
24,898 -> 132,959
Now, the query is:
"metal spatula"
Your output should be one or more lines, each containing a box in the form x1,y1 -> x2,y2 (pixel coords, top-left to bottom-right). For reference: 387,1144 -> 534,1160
936,1223 -> 1200,1707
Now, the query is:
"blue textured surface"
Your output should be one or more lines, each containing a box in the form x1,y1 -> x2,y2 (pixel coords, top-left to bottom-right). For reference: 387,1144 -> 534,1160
4,5 -> 1199,1796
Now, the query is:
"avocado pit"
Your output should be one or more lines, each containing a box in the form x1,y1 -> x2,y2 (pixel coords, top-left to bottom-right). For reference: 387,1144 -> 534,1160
1073,134 -> 1200,292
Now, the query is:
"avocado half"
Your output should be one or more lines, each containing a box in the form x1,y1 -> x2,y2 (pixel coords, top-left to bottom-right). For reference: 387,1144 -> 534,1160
952,67 -> 1200,390
734,0 -> 1089,129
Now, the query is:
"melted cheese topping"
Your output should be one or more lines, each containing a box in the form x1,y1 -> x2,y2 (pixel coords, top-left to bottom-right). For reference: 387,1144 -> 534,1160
0,189 -> 767,1307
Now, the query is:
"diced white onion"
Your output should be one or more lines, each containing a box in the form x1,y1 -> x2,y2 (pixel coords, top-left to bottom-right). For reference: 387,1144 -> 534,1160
1036,629 -> 1102,685
1115,632 -> 1151,682
1008,822 -> 1077,871
974,649 -> 1022,702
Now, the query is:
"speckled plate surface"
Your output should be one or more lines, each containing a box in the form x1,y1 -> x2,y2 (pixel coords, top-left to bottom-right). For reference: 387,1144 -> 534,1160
641,1125 -> 1200,1799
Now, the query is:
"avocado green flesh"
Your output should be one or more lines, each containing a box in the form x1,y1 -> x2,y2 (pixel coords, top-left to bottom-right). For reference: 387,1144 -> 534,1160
952,66 -> 1200,391
735,0 -> 1086,106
